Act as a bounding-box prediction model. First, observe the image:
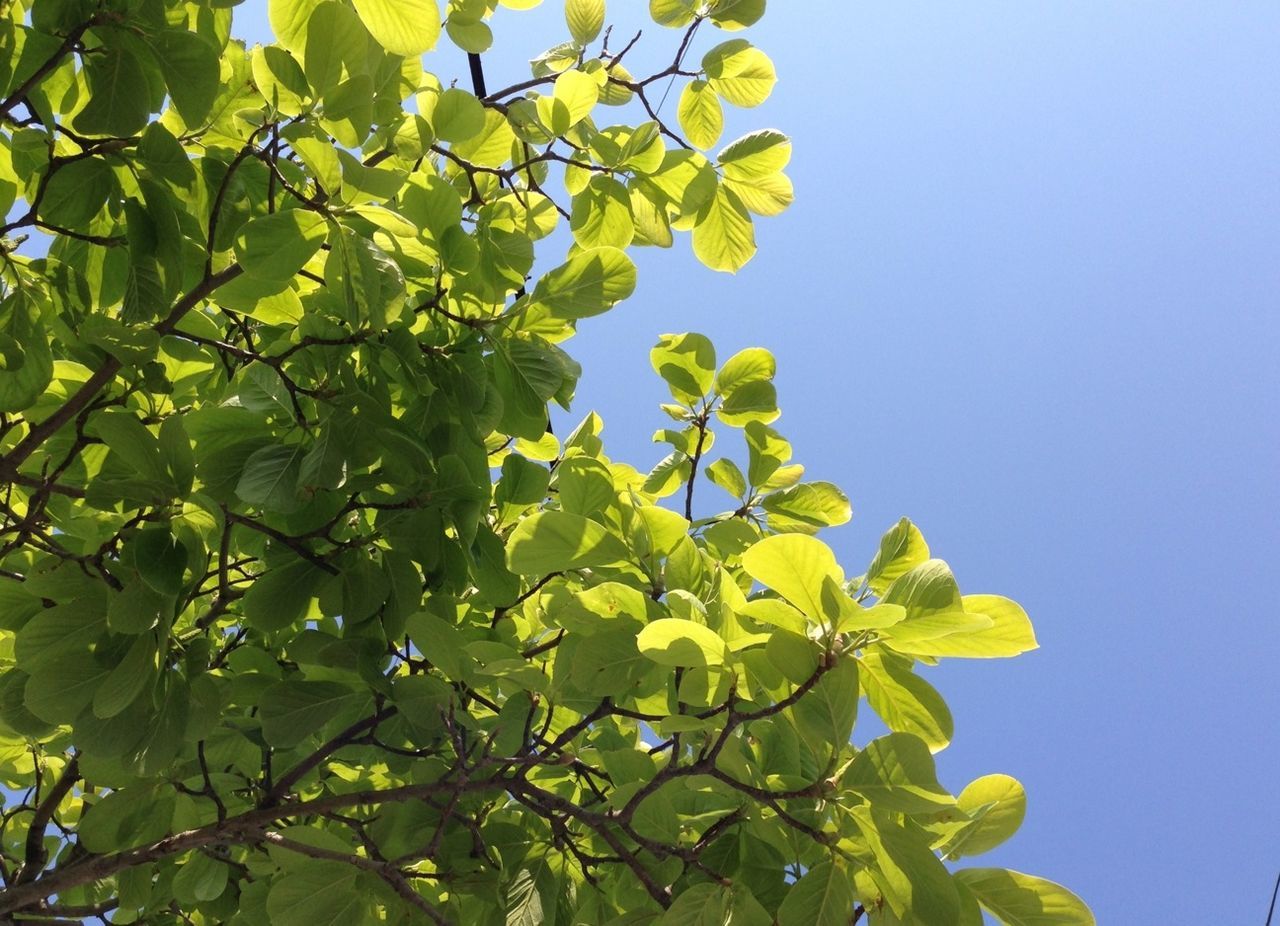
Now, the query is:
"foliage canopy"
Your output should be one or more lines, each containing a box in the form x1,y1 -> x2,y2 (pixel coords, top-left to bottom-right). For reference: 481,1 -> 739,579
0,0 -> 1092,923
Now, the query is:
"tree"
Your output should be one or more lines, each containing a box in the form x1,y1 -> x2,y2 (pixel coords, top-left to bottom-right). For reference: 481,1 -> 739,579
0,0 -> 1093,923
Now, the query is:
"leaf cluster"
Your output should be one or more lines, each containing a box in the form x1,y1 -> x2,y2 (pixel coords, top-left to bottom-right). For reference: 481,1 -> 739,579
0,1 -> 1090,924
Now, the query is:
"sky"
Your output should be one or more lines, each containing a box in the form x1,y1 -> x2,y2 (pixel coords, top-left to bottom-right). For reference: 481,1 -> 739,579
198,1 -> 1280,920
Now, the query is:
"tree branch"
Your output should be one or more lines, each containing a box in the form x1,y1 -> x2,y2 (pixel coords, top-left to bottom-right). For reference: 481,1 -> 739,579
0,263 -> 243,480
14,756 -> 79,885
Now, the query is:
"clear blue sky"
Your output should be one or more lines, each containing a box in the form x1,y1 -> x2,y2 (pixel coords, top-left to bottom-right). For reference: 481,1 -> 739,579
242,2 -> 1280,919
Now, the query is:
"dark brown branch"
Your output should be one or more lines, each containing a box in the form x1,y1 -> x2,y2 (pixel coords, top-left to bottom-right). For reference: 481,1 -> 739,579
264,707 -> 397,804
14,756 -> 79,885
0,777 -> 500,916
0,263 -> 243,481
683,409 -> 710,520
224,511 -> 340,576
0,18 -> 99,119
467,53 -> 488,98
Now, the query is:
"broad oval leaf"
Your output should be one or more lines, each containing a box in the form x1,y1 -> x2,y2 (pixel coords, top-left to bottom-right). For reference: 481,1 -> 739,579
703,39 -> 777,108
506,510 -> 629,574
234,210 -> 329,284
678,80 -> 724,150
637,618 -> 728,667
777,861 -> 855,926
741,534 -> 843,620
955,868 -> 1095,926
692,183 -> 756,273
844,732 -> 955,812
945,774 -> 1028,858
351,0 -> 442,55
533,246 -> 637,318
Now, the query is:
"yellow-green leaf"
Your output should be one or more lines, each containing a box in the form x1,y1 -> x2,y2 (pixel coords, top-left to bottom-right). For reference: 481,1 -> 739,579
703,39 -> 776,108
570,175 -> 635,249
565,0 -> 605,44
234,210 -> 329,284
741,534 -> 842,619
678,80 -> 724,150
533,246 -> 637,318
954,869 -> 1095,926
944,774 -> 1028,858
692,183 -> 756,273
718,129 -> 791,179
506,510 -> 629,574
350,0 -> 442,56
537,69 -> 599,134
637,618 -> 728,667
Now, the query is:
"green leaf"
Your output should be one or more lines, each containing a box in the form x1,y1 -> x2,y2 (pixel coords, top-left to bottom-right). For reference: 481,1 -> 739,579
267,863 -> 373,926
565,0 -> 606,44
866,518 -> 931,595
350,0 -> 443,55
0,293 -> 53,413
251,44 -> 311,117
241,558 -> 326,633
882,559 -> 964,618
859,651 -> 953,752
77,786 -> 173,854
705,458 -> 746,498
766,628 -> 819,683
726,170 -> 794,216
234,210 -> 329,284
716,379 -> 777,425
703,40 -> 777,108
533,246 -> 637,318
791,654 -> 858,751
761,482 -> 852,534
108,577 -> 168,635
777,861 -> 855,926
708,0 -> 767,31
93,634 -> 157,719
506,510 -> 630,574
954,869 -> 1095,926
92,411 -> 170,485
446,17 -> 493,53
637,618 -> 728,667
844,732 -> 955,812
570,175 -> 635,249
149,31 -> 220,126
650,332 -> 716,404
40,158 -> 115,228
433,88 -> 486,144
133,528 -> 188,597
692,182 -> 756,273
714,347 -> 775,396
258,680 -> 367,749
138,122 -> 196,185
944,774 -> 1028,859
649,0 -> 697,27
741,534 -> 842,620
159,415 -> 195,499
659,882 -> 729,925
173,850 -> 228,904
236,443 -> 306,512
906,594 -> 1038,658
74,46 -> 153,136
24,653 -> 111,725
406,612 -> 472,681
718,129 -> 791,180
678,80 -> 724,150
852,807 -> 961,925
566,629 -> 650,697
537,69 -> 598,134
